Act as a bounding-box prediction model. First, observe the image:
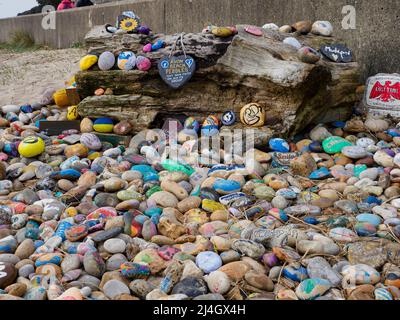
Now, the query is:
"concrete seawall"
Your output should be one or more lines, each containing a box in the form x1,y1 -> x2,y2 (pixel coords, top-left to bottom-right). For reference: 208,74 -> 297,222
0,0 -> 399,80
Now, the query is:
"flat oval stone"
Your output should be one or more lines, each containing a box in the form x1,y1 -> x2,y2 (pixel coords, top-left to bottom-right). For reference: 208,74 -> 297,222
195,251 -> 222,274
104,238 -> 126,254
342,146 -> 367,159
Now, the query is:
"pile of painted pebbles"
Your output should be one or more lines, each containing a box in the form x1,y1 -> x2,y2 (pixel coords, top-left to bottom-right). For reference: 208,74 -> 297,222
0,101 -> 400,300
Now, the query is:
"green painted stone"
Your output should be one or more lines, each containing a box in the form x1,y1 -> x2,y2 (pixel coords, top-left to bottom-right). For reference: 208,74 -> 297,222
146,186 -> 163,198
161,159 -> 195,176
117,190 -> 145,201
322,136 -> 353,154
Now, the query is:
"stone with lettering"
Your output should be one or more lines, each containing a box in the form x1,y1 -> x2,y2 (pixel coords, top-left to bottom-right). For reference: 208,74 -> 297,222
158,55 -> 196,89
364,74 -> 400,117
320,44 -> 353,63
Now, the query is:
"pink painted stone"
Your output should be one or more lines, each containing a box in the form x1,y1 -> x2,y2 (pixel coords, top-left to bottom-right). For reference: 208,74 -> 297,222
245,26 -> 263,36
143,43 -> 152,53
157,246 -> 181,261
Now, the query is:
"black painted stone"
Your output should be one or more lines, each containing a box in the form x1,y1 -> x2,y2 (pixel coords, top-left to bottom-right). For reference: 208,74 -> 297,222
158,55 -> 196,89
320,44 -> 353,63
171,277 -> 208,297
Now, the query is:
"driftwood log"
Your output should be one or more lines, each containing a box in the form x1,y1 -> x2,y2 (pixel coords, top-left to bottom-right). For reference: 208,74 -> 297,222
77,25 -> 361,137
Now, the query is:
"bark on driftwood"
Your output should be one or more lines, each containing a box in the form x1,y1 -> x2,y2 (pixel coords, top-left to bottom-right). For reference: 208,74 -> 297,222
77,25 -> 361,137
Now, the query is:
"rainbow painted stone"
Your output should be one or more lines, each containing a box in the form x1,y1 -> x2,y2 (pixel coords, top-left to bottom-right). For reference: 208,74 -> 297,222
120,262 -> 151,278
93,118 -> 114,133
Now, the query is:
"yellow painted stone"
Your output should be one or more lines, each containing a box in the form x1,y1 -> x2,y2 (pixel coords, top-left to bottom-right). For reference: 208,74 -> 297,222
67,105 -> 78,120
80,54 -> 98,71
202,199 -> 226,212
212,27 -> 234,37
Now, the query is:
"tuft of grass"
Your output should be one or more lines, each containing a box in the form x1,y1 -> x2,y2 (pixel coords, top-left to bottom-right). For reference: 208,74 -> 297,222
0,30 -> 42,52
71,42 -> 83,49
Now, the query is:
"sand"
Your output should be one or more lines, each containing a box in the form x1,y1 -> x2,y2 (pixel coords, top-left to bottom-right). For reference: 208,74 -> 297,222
0,48 -> 86,106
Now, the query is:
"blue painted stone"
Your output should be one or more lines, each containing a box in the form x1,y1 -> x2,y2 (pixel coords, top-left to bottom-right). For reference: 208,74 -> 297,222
134,214 -> 149,225
304,217 -> 319,225
387,129 -> 400,138
150,214 -> 160,225
364,196 -> 382,205
219,192 -> 248,205
50,169 -> 81,181
20,105 -> 33,113
0,236 -> 17,253
283,265 -> 308,282
34,240 -> 45,249
356,214 -> 382,227
142,171 -> 159,182
184,117 -> 200,132
276,188 -> 298,200
35,255 -> 62,267
309,141 -> 323,153
208,165 -> 229,175
65,242 -> 79,254
332,121 -> 346,128
131,165 -> 157,175
55,221 -> 73,241
201,127 -> 219,137
213,179 -> 241,194
195,251 -> 222,273
309,167 -> 331,180
269,138 -> 290,153
221,111 -> 236,126
355,222 -> 377,237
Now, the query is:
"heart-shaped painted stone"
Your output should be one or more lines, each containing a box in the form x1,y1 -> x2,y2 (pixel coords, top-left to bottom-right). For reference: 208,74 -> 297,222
320,44 -> 353,63
158,55 -> 196,89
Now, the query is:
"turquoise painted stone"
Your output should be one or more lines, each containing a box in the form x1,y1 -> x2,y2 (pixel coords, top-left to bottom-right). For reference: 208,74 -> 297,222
356,214 -> 382,227
322,136 -> 353,154
295,278 -> 331,300
144,207 -> 163,217
213,179 -> 241,195
354,164 -> 367,178
131,165 -> 157,175
309,167 -> 331,180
